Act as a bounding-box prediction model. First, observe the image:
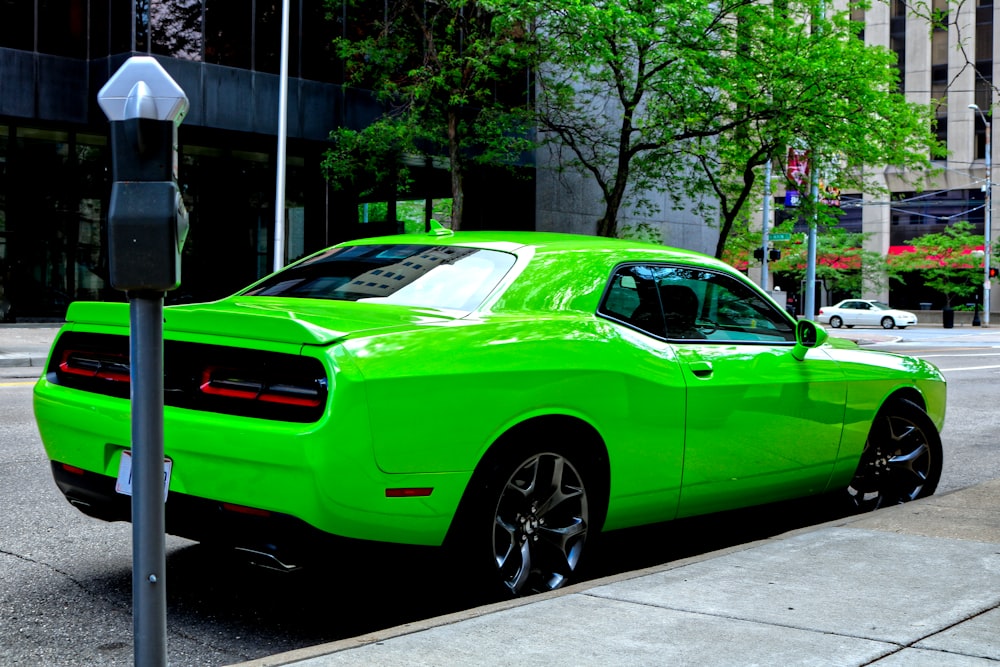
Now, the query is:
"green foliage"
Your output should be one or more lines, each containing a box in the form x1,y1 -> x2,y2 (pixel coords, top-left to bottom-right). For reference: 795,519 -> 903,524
325,0 -> 537,230
618,222 -> 662,245
890,221 -> 985,307
681,3 -> 942,258
322,120 -> 416,197
515,0 -> 941,247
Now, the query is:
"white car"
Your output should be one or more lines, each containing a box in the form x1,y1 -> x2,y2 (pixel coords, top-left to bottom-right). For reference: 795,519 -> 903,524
817,299 -> 917,330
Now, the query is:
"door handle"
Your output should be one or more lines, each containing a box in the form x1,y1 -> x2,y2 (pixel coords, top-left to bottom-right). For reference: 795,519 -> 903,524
688,360 -> 713,377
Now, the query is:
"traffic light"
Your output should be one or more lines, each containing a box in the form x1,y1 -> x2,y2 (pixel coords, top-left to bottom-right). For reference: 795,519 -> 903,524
990,267 -> 998,279
753,248 -> 765,261
769,249 -> 781,261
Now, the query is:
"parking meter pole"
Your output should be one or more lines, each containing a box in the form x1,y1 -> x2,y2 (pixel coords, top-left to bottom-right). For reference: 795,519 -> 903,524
98,56 -> 189,667
129,293 -> 167,666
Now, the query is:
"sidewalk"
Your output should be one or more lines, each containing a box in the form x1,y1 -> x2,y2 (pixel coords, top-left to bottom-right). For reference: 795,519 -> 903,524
235,482 -> 1000,667
0,323 -> 61,375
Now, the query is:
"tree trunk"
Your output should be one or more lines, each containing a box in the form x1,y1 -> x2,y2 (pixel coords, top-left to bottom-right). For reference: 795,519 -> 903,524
448,109 -> 464,231
596,177 -> 628,238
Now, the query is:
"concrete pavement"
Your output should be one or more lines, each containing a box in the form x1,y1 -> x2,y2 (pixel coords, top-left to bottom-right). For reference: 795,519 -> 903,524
234,482 -> 1000,667
0,323 -> 59,373
4,323 -> 999,666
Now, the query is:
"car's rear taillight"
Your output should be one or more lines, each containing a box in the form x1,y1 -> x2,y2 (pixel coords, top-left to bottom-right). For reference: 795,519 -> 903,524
49,332 -> 329,422
199,367 -> 325,408
58,349 -> 131,383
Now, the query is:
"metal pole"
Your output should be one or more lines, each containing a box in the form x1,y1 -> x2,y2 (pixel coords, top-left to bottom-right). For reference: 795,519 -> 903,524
971,104 -> 992,327
762,160 -> 771,292
985,119 -> 992,327
130,293 -> 167,667
804,165 -> 819,321
273,0 -> 291,271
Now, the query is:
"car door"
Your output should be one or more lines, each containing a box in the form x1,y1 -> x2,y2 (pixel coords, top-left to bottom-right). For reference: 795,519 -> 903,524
836,300 -> 858,326
618,265 -> 849,517
853,300 -> 879,326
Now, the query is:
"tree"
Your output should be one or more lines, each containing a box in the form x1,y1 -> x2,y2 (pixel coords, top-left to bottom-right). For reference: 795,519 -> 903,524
768,227 -> 891,300
680,3 -> 943,259
890,221 -> 985,308
523,0 -> 732,239
323,0 -> 535,230
519,0 -> 941,249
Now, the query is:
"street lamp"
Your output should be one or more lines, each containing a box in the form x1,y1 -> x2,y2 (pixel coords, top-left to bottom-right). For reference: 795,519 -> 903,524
970,103 -> 992,327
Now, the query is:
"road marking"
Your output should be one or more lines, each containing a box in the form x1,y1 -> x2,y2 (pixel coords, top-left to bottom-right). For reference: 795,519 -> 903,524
939,364 -> 1000,372
918,352 -> 1000,358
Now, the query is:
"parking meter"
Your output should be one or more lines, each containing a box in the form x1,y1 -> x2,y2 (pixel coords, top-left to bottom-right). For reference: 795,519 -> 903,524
98,57 -> 189,292
97,56 -> 189,667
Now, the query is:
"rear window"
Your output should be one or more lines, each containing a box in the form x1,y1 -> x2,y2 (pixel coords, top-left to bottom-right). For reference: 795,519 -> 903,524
242,244 -> 517,312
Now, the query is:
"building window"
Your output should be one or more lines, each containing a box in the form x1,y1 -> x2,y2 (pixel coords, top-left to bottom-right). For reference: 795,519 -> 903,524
205,0 -> 252,69
0,0 -> 34,50
150,0 -> 205,60
254,0 -> 287,75
37,0 -> 87,58
301,0 -> 343,83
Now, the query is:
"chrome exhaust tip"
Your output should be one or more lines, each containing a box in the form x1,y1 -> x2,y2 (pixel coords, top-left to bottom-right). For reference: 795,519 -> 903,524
233,547 -> 301,572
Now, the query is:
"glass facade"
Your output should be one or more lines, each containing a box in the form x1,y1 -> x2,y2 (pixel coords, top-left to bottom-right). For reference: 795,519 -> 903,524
0,1 -> 343,81
0,0 -> 534,320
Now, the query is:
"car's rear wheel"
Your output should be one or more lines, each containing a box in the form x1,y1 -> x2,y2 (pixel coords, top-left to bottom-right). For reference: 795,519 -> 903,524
830,316 -> 843,328
845,398 -> 942,512
881,316 -> 895,329
451,446 -> 594,598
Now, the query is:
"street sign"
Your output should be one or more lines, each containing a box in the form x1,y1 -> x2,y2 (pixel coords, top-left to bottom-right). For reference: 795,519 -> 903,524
770,233 -> 792,241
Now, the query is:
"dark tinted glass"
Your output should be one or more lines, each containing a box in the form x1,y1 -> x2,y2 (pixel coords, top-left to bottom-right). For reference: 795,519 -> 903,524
301,0 -> 341,82
38,0 -> 88,58
0,0 -> 33,50
243,244 -> 516,312
205,0 -> 251,68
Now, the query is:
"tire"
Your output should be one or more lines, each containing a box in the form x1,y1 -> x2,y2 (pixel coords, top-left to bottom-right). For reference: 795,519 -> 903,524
830,316 -> 843,328
450,445 -> 596,598
845,398 -> 942,512
881,316 -> 895,329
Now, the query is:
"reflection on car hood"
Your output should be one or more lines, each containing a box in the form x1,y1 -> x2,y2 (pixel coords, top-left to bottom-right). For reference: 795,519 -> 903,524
64,298 -> 459,347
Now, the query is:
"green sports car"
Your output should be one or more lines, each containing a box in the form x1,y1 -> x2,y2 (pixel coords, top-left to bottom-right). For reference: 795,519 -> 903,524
34,229 -> 945,596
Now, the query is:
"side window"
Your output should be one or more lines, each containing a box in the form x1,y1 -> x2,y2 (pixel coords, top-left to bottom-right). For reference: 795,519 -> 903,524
599,266 -> 666,337
599,264 -> 796,343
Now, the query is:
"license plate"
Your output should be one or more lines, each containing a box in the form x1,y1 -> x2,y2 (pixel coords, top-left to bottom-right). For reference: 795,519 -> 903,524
115,450 -> 172,502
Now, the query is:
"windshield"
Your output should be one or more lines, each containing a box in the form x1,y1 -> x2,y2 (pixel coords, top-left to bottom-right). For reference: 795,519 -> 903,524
241,244 -> 517,312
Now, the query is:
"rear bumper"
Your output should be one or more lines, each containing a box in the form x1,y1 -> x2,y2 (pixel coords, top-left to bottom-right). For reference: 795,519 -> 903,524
50,461 -> 341,567
35,378 -> 471,547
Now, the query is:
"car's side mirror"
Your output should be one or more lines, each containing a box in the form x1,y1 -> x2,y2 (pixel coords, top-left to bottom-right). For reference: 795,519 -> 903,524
792,319 -> 828,361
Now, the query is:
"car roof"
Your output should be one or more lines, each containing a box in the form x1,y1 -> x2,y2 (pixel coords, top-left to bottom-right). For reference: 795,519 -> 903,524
338,229 -> 728,269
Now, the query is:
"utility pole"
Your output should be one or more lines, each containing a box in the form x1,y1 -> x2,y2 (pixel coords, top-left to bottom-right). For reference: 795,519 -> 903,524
762,160 -> 771,292
970,103 -> 992,327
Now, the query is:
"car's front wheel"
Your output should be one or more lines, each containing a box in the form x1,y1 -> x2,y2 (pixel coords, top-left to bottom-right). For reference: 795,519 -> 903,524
881,316 -> 896,329
830,316 -> 843,328
452,446 -> 595,598
845,398 -> 942,512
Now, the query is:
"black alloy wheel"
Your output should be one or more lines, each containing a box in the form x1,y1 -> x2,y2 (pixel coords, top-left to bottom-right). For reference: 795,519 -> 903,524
846,398 -> 942,512
881,316 -> 896,329
484,450 -> 591,596
830,316 -> 843,328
